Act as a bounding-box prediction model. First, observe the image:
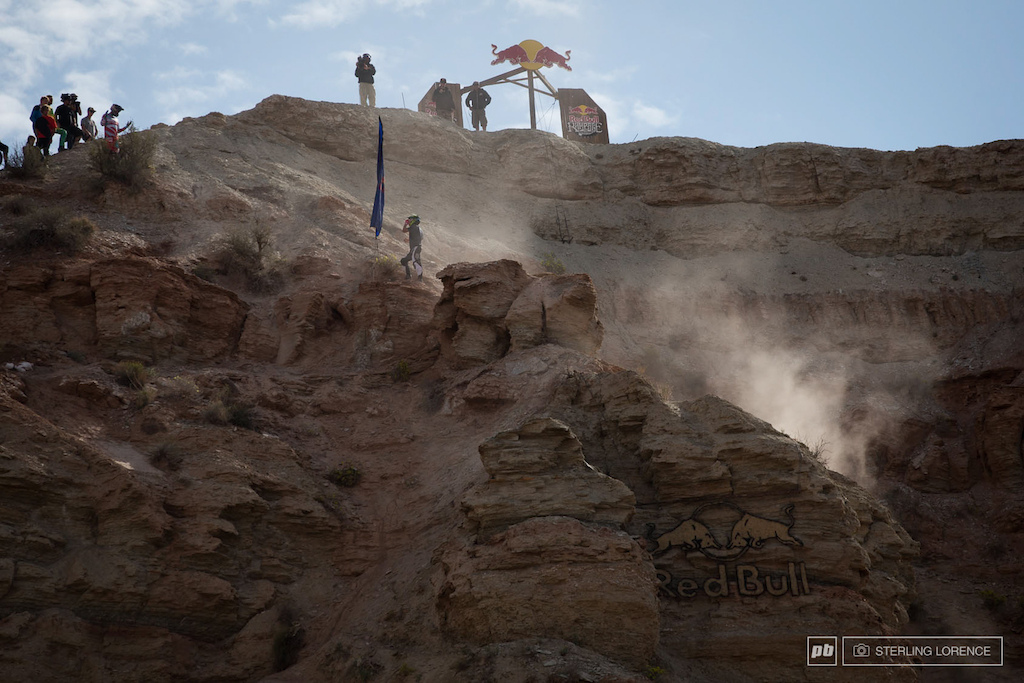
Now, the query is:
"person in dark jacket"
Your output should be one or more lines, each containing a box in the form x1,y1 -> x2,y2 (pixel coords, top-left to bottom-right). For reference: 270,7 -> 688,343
55,93 -> 83,150
464,81 -> 491,131
355,53 -> 376,107
431,79 -> 455,122
400,214 -> 424,280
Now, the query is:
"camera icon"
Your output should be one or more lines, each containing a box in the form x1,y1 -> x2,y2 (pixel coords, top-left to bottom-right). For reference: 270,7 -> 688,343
852,642 -> 871,658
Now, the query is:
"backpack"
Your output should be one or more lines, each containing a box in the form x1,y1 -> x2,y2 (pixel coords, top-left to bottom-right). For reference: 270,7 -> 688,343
30,105 -> 41,125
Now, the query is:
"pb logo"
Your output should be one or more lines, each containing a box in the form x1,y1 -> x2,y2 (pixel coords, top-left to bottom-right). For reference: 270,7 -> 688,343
807,636 -> 838,666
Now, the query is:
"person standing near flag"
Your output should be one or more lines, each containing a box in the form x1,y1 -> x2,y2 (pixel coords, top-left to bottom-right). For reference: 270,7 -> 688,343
400,215 -> 424,281
355,53 -> 376,107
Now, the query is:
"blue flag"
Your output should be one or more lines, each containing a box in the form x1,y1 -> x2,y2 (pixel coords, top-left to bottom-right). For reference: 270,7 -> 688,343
370,117 -> 384,237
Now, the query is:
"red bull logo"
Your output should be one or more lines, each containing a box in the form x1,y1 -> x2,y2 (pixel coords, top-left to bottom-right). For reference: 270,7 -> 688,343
567,104 -> 602,137
649,502 -> 809,600
491,40 -> 571,71
650,502 -> 802,560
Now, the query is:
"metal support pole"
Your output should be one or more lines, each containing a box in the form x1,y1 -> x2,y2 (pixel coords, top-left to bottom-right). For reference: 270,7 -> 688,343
528,70 -> 537,130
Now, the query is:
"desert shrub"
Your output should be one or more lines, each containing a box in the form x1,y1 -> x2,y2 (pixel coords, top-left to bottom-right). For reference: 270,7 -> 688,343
150,441 -> 183,471
644,665 -> 667,680
65,349 -> 87,363
327,465 -> 362,488
6,207 -> 95,253
370,253 -> 401,281
204,398 -> 257,430
3,147 -> 47,180
227,402 -> 256,429
2,194 -> 33,216
203,400 -> 230,425
213,223 -> 285,293
391,359 -> 411,382
114,360 -> 151,389
540,252 -> 566,274
133,387 -> 156,409
87,128 -> 157,190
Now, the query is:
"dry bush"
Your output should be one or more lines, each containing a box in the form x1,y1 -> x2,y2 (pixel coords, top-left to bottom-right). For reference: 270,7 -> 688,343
212,223 -> 286,293
3,147 -> 47,180
2,194 -> 34,216
5,207 -> 95,253
369,253 -> 401,281
114,360 -> 151,389
540,252 -> 566,274
87,128 -> 157,191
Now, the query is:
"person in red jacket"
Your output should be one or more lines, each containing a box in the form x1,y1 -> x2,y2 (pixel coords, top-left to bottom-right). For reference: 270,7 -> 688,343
32,99 -> 58,156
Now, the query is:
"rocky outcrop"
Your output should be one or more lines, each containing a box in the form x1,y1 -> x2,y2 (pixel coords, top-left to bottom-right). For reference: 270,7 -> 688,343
0,370 -> 378,681
462,417 -> 635,537
0,257 -> 247,362
436,517 -> 659,668
434,260 -> 603,368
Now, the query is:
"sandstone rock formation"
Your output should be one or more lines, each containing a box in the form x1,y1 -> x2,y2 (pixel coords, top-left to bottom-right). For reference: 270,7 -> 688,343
433,259 -> 603,368
2,96 -> 1022,681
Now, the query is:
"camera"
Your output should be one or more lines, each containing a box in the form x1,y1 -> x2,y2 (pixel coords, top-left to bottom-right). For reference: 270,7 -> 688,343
852,643 -> 870,658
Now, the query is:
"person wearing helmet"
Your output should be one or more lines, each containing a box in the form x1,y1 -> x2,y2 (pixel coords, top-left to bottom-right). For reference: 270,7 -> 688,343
355,53 -> 376,107
100,104 -> 132,153
400,215 -> 424,280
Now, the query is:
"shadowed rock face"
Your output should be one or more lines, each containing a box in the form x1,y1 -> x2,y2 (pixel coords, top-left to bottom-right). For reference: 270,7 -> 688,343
437,377 -> 918,680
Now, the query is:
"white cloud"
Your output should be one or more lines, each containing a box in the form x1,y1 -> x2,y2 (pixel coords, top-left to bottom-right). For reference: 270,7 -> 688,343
633,102 -> 678,128
154,68 -> 248,119
279,0 -> 431,29
180,42 -> 209,55
512,0 -> 578,17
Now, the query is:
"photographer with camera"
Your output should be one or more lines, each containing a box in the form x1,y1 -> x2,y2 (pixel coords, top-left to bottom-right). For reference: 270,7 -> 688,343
355,53 -> 376,107
55,93 -> 84,151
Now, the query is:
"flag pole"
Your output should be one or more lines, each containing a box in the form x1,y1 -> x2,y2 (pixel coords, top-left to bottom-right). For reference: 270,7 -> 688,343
370,116 -> 385,279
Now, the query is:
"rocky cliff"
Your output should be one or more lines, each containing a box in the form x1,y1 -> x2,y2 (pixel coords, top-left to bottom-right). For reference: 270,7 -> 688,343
1,96 -> 1022,681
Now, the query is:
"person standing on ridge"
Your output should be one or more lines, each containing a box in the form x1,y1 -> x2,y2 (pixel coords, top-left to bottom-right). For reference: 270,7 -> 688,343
101,104 -> 131,153
465,81 -> 491,131
400,214 -> 424,281
81,107 -> 98,142
431,79 -> 455,122
55,94 -> 83,150
355,53 -> 376,107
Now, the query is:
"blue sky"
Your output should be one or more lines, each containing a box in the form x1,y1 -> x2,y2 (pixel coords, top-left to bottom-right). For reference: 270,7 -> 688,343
2,0 -> 1021,153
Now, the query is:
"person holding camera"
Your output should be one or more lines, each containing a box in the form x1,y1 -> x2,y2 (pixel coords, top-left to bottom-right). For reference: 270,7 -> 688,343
465,81 -> 491,132
355,53 -> 376,107
431,78 -> 455,122
55,94 -> 84,150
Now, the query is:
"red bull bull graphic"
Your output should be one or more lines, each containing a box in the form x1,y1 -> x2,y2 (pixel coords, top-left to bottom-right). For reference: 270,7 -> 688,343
567,104 -> 603,137
649,502 -> 809,599
491,40 -> 571,71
